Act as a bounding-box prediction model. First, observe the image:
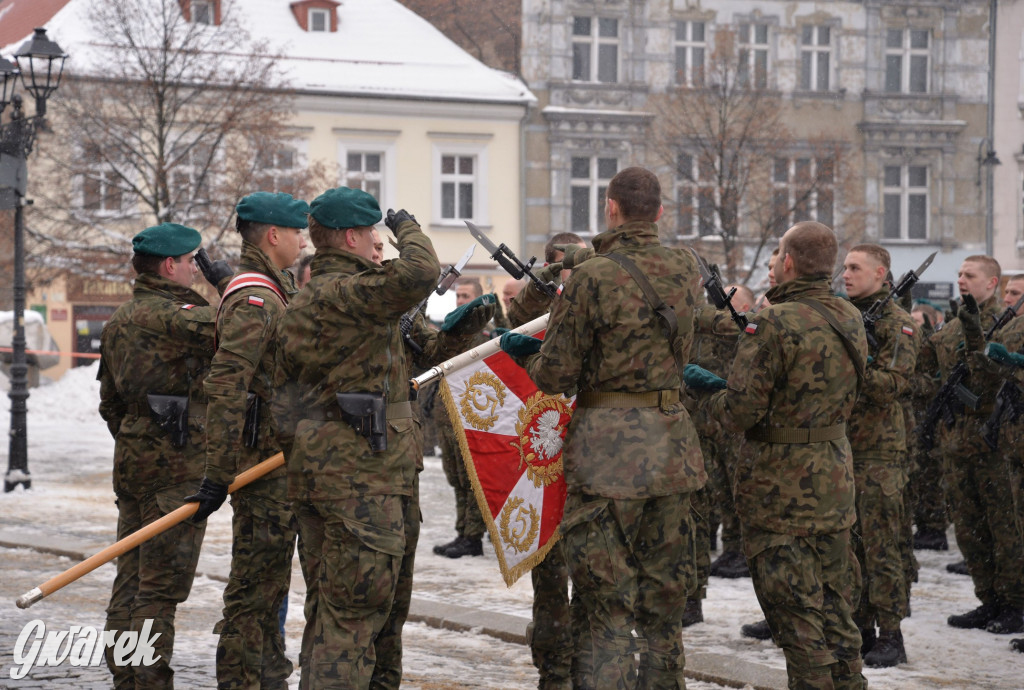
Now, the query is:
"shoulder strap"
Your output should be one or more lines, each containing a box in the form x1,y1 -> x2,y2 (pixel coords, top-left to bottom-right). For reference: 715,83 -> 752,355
215,272 -> 288,348
604,252 -> 686,379
796,298 -> 866,384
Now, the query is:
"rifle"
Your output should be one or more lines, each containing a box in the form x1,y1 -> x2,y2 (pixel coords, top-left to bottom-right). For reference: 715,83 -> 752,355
862,252 -> 936,352
917,290 -> 1024,452
982,379 -> 1024,450
689,249 -> 747,329
464,221 -> 558,299
400,244 -> 475,354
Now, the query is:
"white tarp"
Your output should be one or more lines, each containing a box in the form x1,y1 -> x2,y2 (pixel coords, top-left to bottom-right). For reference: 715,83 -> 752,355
0,310 -> 60,370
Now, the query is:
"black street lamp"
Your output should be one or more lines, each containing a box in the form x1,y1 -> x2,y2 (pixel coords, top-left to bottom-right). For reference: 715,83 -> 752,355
1,28 -> 67,492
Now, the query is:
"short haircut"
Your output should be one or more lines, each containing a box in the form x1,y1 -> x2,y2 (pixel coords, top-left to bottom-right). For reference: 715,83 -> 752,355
308,215 -> 345,249
1008,273 -> 1024,283
963,255 -> 1001,281
726,284 -> 755,311
545,232 -> 584,263
606,166 -> 661,222
781,221 -> 838,277
847,243 -> 891,270
456,277 -> 483,297
131,253 -> 163,276
236,217 -> 273,245
912,302 -> 940,322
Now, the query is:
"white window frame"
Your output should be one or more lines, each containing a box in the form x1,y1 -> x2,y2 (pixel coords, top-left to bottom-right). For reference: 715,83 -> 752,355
885,28 -> 930,94
308,8 -> 329,32
79,146 -> 124,216
570,155 -> 618,236
169,139 -> 218,217
674,152 -> 716,238
772,156 -> 834,231
738,22 -> 770,89
431,140 -> 489,226
337,136 -> 397,214
255,140 -> 307,195
674,20 -> 706,87
882,164 -> 929,241
800,24 -> 832,92
572,16 -> 620,84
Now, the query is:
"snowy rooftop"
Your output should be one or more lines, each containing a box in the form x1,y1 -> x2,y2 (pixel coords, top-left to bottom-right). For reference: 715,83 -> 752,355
0,0 -> 535,105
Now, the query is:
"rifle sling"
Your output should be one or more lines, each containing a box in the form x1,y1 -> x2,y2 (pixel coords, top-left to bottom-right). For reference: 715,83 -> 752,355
795,299 -> 866,385
604,252 -> 686,381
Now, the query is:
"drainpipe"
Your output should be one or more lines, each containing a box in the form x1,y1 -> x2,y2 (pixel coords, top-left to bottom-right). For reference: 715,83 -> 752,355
985,0 -> 997,256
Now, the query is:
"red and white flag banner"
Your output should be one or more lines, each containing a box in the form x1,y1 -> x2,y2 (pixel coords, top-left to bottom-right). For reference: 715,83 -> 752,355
439,333 -> 575,587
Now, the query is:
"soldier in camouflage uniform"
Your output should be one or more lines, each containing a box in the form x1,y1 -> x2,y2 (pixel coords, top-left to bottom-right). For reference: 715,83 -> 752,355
840,244 -> 920,668
98,222 -> 228,690
695,222 -> 868,690
507,234 -> 592,690
917,256 -> 1024,635
272,188 -> 493,689
433,278 -> 489,559
502,167 -> 706,689
185,192 -> 310,689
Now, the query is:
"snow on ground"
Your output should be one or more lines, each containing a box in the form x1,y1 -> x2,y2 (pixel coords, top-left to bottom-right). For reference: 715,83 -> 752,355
1,364 -> 1023,688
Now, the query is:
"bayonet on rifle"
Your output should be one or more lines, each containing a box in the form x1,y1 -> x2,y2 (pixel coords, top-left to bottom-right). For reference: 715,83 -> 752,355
862,251 -> 936,351
689,249 -> 748,330
464,221 -> 558,299
400,243 -> 476,354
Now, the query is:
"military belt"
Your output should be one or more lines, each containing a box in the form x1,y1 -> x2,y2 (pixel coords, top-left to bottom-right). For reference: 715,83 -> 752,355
575,389 -> 680,409
307,400 -> 416,422
126,401 -> 207,417
745,423 -> 846,444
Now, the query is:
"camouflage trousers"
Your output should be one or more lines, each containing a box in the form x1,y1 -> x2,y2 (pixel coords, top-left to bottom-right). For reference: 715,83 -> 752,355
106,480 -> 206,690
294,495 -> 405,689
690,485 -> 711,600
369,474 -> 421,690
215,481 -> 297,690
943,449 -> 1024,609
561,491 -> 697,690
851,457 -> 909,630
908,445 -> 949,533
742,526 -> 865,690
439,423 -> 485,539
999,420 -> 1024,541
705,434 -> 742,553
527,541 -> 595,690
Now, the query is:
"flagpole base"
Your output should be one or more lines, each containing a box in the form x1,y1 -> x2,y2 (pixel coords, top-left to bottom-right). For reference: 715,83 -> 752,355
16,587 -> 43,609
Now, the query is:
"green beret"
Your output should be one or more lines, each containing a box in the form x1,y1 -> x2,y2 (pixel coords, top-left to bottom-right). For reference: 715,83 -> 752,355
132,223 -> 202,257
236,192 -> 310,229
309,187 -> 381,229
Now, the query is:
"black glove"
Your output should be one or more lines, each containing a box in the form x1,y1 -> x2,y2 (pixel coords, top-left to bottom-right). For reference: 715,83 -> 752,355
195,248 -> 233,289
960,293 -> 983,351
384,208 -> 418,234
184,478 -> 229,521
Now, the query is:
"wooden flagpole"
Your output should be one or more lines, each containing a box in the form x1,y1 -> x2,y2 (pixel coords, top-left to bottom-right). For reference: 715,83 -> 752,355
15,452 -> 285,609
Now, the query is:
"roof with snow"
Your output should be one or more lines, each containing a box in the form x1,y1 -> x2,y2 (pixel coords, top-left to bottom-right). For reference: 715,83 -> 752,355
0,0 -> 535,105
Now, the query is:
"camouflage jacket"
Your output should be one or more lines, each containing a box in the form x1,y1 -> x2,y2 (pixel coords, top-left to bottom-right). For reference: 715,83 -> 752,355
272,221 -> 440,502
706,276 -> 867,536
916,295 -> 1003,455
847,290 -> 920,459
98,273 -> 217,496
521,220 -> 706,500
203,242 -> 297,490
691,303 -> 741,377
990,316 -> 1024,447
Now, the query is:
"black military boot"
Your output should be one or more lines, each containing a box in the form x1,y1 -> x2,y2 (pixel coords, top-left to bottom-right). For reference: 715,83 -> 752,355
985,607 -> 1024,634
1011,638 -> 1024,653
912,527 -> 948,551
681,597 -> 704,627
948,602 -> 1000,629
859,626 -> 876,657
946,560 -> 969,575
863,629 -> 907,668
710,550 -> 750,578
440,535 -> 483,558
740,619 -> 772,640
433,536 -> 462,556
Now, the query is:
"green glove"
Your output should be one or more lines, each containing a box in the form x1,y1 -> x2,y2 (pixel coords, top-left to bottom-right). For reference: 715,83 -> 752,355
985,342 -> 1024,368
441,293 -> 497,334
555,244 -> 595,270
534,262 -> 562,285
500,331 -> 542,357
683,364 -> 727,391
